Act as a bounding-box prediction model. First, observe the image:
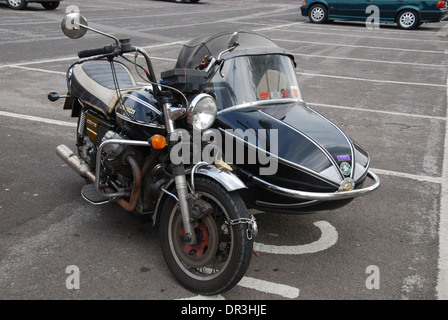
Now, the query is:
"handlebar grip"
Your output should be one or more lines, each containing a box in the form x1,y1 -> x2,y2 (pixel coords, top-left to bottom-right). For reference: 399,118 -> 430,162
78,45 -> 116,58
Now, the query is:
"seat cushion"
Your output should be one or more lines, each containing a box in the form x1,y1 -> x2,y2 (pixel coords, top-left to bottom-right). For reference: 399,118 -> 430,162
70,61 -> 139,115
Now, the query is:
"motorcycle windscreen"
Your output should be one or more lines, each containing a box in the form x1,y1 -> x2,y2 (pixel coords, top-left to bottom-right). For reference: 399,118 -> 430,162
204,54 -> 302,111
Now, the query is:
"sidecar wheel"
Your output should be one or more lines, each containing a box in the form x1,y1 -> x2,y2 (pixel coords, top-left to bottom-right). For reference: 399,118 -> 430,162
159,177 -> 253,295
7,0 -> 27,10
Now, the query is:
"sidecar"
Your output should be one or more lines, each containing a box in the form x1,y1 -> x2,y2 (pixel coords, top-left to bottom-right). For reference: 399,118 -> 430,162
172,31 -> 380,214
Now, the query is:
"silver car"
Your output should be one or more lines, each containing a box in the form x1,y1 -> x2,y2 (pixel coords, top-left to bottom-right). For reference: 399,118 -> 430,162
3,0 -> 61,10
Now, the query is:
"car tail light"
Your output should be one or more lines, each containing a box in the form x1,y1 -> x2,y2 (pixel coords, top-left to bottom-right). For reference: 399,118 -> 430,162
437,1 -> 445,8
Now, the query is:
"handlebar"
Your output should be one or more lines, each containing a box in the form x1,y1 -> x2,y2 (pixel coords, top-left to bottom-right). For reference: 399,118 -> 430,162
75,40 -> 158,87
77,39 -> 137,58
78,45 -> 116,58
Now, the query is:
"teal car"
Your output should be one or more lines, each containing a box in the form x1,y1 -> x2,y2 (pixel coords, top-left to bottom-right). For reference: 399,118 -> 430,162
300,0 -> 448,29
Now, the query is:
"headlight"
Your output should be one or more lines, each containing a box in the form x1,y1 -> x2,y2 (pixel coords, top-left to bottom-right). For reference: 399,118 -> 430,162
187,94 -> 218,131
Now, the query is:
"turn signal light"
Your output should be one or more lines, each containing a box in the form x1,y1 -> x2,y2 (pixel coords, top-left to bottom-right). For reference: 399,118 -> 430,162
302,1 -> 306,6
151,134 -> 167,149
437,1 -> 445,8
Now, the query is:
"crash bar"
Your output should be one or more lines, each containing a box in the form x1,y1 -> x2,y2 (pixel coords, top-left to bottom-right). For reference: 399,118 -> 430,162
246,170 -> 381,201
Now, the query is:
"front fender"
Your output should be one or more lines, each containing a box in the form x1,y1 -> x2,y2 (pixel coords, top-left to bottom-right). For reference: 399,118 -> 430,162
151,163 -> 247,226
193,163 -> 247,192
302,1 -> 330,15
395,5 -> 421,20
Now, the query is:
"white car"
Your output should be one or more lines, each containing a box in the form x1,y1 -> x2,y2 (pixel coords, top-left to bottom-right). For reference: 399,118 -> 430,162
3,0 -> 61,10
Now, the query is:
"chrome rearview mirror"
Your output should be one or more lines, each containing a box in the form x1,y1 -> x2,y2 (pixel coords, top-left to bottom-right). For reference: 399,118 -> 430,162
61,13 -> 88,39
61,13 -> 121,48
228,32 -> 239,50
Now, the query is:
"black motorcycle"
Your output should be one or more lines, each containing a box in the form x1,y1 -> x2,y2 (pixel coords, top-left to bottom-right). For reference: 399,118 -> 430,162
49,12 -> 380,295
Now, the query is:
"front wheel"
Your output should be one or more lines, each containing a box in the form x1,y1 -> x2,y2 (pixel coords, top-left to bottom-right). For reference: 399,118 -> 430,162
159,177 -> 254,295
7,0 -> 27,10
309,4 -> 328,24
397,10 -> 419,29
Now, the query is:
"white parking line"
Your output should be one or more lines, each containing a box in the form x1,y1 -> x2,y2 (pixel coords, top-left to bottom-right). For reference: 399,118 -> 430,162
288,22 -> 444,36
273,28 -> 448,44
12,65 -> 66,75
297,72 -> 447,88
437,75 -> 448,299
371,168 -> 442,184
237,276 -> 300,299
0,41 -> 185,70
179,276 -> 300,300
254,221 -> 338,255
0,111 -> 76,127
293,52 -> 445,69
273,38 -> 447,54
308,102 -> 446,121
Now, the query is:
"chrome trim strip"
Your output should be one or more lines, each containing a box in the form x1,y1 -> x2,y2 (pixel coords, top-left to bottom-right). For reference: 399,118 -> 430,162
220,128 -> 341,187
122,93 -> 162,115
259,109 -> 345,182
256,199 -> 319,208
217,98 -> 301,116
311,107 -> 356,178
115,111 -> 165,129
250,170 -> 380,201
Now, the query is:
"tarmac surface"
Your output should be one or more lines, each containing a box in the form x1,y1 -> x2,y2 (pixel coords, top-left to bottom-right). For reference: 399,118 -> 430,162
0,0 -> 447,301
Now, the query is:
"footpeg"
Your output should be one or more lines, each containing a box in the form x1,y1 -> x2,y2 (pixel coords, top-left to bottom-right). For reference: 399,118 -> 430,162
81,184 -> 110,205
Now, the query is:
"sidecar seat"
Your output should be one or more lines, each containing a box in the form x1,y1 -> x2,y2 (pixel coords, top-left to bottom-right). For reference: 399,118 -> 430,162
69,61 -> 140,116
257,70 -> 288,98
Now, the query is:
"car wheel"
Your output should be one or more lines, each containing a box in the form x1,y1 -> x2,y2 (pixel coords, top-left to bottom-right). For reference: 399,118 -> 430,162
7,0 -> 27,10
42,2 -> 60,10
309,4 -> 328,24
397,10 -> 419,29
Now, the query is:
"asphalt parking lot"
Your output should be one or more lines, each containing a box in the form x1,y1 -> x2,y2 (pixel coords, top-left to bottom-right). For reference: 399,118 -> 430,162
0,0 -> 447,301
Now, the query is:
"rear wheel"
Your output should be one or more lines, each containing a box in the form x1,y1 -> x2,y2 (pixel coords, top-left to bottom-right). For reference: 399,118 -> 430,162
309,4 -> 328,24
159,177 -> 254,295
7,0 -> 27,10
42,2 -> 60,10
397,10 -> 419,29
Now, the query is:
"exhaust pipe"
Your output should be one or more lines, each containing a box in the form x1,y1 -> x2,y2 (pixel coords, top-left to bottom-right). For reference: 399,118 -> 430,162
56,144 -> 142,212
56,144 -> 96,183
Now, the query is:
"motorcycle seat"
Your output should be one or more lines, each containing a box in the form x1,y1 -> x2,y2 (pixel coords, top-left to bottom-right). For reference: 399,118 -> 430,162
70,61 -> 140,116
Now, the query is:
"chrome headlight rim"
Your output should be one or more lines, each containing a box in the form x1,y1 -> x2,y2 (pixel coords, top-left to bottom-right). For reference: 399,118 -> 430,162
187,93 -> 218,131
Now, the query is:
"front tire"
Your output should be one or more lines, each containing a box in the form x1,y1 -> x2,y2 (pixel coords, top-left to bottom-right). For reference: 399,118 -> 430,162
42,2 -> 60,10
309,4 -> 328,24
159,177 -> 253,295
7,0 -> 27,10
397,10 -> 419,29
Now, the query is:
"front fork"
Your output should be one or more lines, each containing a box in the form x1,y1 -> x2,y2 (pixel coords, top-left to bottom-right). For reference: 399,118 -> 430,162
163,101 -> 197,244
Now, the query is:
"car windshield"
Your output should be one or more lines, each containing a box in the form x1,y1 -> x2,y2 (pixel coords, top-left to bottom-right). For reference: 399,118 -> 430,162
204,54 -> 301,111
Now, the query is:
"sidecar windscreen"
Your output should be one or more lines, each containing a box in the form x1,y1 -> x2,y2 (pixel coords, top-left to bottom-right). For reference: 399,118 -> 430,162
175,31 -> 283,70
204,54 -> 301,111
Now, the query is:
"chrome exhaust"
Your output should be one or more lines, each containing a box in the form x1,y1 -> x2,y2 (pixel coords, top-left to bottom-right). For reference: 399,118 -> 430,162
56,144 -> 96,183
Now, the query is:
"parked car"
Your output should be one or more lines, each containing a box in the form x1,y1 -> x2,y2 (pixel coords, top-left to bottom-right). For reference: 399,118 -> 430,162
300,0 -> 448,29
2,0 -> 61,10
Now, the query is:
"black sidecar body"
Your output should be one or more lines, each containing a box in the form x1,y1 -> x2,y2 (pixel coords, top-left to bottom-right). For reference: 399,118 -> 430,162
173,31 -> 381,214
